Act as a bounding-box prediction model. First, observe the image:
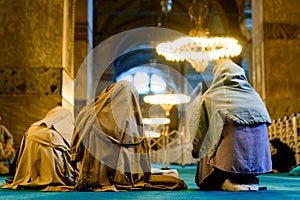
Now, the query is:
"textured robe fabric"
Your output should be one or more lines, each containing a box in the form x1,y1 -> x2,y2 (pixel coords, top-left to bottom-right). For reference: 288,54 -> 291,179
189,59 -> 272,188
3,106 -> 77,189
196,117 -> 272,187
190,60 -> 272,159
71,81 -> 151,191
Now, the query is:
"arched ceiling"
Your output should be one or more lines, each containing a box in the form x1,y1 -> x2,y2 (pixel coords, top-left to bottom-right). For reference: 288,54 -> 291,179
92,0 -> 251,88
94,0 -> 247,44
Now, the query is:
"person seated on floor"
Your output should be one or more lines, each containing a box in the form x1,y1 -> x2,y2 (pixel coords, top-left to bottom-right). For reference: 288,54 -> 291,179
269,138 -> 296,173
2,106 -> 78,190
189,59 -> 272,191
0,117 -> 16,175
70,80 -> 187,192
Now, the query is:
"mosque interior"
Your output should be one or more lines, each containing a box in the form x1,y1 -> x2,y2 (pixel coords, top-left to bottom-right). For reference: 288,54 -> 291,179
0,0 -> 300,167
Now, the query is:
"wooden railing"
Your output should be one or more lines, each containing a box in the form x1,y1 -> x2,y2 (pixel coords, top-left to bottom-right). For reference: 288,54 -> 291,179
268,113 -> 300,164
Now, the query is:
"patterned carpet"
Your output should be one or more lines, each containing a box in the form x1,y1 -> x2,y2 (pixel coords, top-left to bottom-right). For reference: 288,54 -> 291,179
1,164 -> 300,200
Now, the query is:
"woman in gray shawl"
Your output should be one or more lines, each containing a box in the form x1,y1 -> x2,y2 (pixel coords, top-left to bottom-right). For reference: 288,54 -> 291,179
189,59 -> 272,191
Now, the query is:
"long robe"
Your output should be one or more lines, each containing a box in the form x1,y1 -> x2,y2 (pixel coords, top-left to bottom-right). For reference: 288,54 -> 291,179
71,81 -> 151,191
189,59 -> 272,187
3,106 -> 77,189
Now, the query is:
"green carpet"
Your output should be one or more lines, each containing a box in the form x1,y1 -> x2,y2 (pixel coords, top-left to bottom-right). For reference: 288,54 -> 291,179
1,164 -> 300,200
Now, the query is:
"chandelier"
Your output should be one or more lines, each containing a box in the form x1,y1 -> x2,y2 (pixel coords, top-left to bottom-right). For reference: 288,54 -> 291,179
156,0 -> 242,72
144,93 -> 191,116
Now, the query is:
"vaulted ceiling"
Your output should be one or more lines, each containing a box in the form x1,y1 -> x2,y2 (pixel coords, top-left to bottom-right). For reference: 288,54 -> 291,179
93,0 -> 249,44
92,0 -> 251,89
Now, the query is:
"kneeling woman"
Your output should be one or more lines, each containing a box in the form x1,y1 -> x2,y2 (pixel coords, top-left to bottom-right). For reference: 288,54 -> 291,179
189,59 -> 272,191
4,106 -> 77,189
71,80 -> 187,191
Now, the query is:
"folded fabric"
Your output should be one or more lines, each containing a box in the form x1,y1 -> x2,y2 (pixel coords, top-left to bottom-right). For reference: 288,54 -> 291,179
42,174 -> 187,192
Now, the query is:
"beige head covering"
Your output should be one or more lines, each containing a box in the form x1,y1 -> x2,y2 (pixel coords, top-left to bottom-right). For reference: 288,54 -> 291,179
71,80 -> 150,175
33,106 -> 74,144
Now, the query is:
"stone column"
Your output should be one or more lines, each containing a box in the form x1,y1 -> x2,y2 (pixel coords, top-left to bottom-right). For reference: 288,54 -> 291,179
74,0 -> 93,116
252,0 -> 300,119
0,0 -> 76,146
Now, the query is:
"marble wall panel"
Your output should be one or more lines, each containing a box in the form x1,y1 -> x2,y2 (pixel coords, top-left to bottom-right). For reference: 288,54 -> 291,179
0,95 -> 62,147
264,23 -> 300,40
252,2 -> 300,46
264,0 -> 300,24
264,40 -> 300,99
265,99 -> 300,120
264,40 -> 289,99
0,67 -> 63,146
0,0 -> 64,68
0,0 -> 76,148
263,39 -> 300,118
252,0 -> 300,119
0,67 -> 61,95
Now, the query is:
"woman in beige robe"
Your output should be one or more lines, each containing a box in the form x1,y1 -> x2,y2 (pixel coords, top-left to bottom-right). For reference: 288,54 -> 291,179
3,106 -> 78,189
71,80 -> 152,191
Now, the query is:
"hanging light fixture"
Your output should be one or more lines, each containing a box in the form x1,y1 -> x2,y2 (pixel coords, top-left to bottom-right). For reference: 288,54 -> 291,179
160,0 -> 173,13
156,0 -> 242,72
